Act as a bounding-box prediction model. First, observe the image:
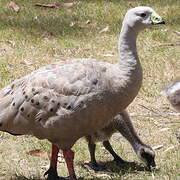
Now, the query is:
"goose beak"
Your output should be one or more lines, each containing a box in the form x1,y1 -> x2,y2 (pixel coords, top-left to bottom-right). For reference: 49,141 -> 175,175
156,20 -> 165,24
151,12 -> 165,25
147,160 -> 156,171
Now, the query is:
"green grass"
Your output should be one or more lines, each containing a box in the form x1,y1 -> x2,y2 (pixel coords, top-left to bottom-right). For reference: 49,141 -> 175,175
0,0 -> 180,179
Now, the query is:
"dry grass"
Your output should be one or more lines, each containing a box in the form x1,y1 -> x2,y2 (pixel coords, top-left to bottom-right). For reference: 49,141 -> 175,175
0,0 -> 179,179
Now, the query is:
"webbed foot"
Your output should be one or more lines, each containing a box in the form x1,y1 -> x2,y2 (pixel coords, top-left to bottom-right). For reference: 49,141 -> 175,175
114,157 -> 128,166
84,162 -> 106,171
44,166 -> 59,180
44,166 -> 69,180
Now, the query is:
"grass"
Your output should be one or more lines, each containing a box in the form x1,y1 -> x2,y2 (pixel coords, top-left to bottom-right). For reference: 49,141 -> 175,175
0,0 -> 180,179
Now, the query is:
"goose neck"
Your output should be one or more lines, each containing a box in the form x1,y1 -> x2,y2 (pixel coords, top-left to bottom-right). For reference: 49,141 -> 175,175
118,25 -> 139,66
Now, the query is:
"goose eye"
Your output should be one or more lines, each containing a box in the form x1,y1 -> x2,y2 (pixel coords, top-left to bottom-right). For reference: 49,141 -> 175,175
140,13 -> 146,17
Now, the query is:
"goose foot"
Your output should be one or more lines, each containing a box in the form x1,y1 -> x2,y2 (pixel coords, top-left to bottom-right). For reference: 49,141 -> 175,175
44,166 -> 59,180
84,162 -> 106,171
113,157 -> 128,166
44,167 -> 69,180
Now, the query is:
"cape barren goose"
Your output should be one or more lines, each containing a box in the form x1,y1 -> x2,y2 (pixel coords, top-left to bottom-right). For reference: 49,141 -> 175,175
162,79 -> 180,112
84,110 -> 155,171
0,6 -> 164,180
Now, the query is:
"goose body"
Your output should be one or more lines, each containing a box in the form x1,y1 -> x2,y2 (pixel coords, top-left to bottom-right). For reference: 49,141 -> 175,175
85,110 -> 155,170
0,6 -> 165,179
0,58 -> 141,149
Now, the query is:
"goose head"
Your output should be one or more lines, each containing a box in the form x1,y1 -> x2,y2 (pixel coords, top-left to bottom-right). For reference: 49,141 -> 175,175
137,145 -> 156,170
123,6 -> 165,32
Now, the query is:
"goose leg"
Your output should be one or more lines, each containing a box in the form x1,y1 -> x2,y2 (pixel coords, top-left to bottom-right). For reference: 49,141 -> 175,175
102,140 -> 127,165
85,140 -> 106,171
44,144 -> 60,180
63,149 -> 77,180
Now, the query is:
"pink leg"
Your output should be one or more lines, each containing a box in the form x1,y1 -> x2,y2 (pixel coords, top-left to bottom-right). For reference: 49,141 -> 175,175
63,149 -> 77,180
50,144 -> 59,168
44,144 -> 59,179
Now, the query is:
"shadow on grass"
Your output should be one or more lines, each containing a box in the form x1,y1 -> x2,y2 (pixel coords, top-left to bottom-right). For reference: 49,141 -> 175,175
81,160 -> 158,175
11,175 -> 98,180
10,175 -> 43,180
7,160 -> 159,180
104,160 -> 150,173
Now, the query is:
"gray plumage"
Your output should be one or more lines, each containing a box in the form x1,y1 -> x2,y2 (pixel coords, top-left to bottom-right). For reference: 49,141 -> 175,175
0,57 -> 141,149
0,6 -> 165,179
